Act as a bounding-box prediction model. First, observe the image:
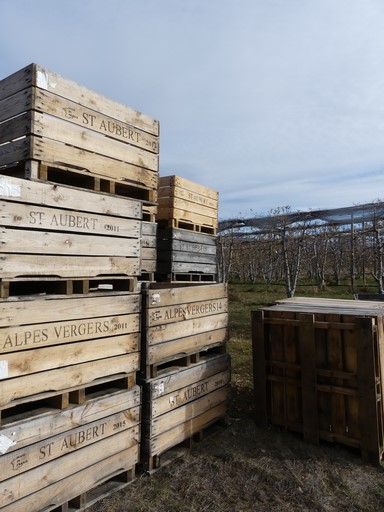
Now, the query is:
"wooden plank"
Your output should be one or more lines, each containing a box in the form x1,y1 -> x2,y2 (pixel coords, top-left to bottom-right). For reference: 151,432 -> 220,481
145,283 -> 227,309
0,228 -> 140,257
0,387 -> 140,453
147,297 -> 227,327
32,112 -> 158,171
1,333 -> 139,379
158,175 -> 218,202
146,402 -> 227,456
356,316 -> 381,462
0,111 -> 31,143
1,446 -> 138,512
0,428 -> 140,507
0,353 -> 139,407
0,293 -> 140,330
157,206 -> 218,229
0,89 -> 32,123
0,253 -> 140,278
157,240 -> 217,257
158,227 -> 217,246
0,63 -> 159,135
252,310 -> 267,426
0,137 -> 30,165
150,370 -> 230,418
149,354 -> 230,399
158,196 -> 217,220
148,329 -> 227,366
148,313 -> 228,344
299,313 -> 319,444
0,175 -> 142,219
283,311 -> 301,426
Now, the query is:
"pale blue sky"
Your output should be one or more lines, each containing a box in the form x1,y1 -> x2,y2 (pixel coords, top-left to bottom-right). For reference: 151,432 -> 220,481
1,0 -> 384,220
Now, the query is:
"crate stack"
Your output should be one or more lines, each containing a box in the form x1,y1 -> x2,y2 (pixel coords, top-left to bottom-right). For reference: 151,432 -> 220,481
156,175 -> 218,282
0,63 -> 159,510
139,175 -> 230,472
140,282 -> 230,471
252,297 -> 384,464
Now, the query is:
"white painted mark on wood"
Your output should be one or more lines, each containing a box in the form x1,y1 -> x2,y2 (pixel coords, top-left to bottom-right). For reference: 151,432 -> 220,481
0,178 -> 21,198
0,360 -> 8,379
36,69 -> 49,89
0,435 -> 16,454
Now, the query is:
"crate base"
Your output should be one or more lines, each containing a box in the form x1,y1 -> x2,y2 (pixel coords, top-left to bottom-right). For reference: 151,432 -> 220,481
141,415 -> 228,474
157,218 -> 216,235
155,272 -> 217,283
0,276 -> 137,298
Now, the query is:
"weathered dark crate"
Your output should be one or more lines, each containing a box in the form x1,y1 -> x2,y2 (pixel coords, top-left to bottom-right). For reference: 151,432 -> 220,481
252,297 -> 384,464
156,227 -> 217,279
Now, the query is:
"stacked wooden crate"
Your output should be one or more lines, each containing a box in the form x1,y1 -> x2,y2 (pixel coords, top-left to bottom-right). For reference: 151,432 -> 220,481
156,175 -> 218,282
0,63 -> 159,510
140,282 -> 230,471
252,297 -> 384,464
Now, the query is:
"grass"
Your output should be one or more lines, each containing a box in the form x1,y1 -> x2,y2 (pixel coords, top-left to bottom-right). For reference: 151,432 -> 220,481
88,283 -> 384,512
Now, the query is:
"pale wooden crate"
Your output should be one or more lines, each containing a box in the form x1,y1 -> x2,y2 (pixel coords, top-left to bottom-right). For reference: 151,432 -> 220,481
141,283 -> 228,379
156,227 -> 217,280
157,175 -> 218,234
0,292 -> 140,411
0,175 -> 142,280
252,297 -> 384,464
0,63 -> 159,201
0,387 -> 141,511
141,353 -> 230,472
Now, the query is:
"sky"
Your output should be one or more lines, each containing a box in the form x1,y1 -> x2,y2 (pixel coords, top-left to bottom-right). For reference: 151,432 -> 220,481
1,0 -> 384,221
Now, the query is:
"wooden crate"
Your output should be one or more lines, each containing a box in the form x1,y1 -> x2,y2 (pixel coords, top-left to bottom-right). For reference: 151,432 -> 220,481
141,283 -> 228,379
0,63 -> 159,202
0,386 -> 141,511
156,227 -> 217,280
252,297 -> 384,464
0,292 -> 140,410
141,353 -> 230,471
157,175 -> 218,234
0,175 -> 142,279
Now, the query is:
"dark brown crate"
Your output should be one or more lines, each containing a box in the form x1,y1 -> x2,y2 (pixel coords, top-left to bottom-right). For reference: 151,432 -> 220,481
252,297 -> 384,464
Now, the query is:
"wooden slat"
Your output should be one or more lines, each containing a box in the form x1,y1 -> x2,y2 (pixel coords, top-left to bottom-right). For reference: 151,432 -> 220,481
148,313 -> 228,345
0,353 -> 139,407
0,293 -> 140,329
158,175 -> 218,202
0,253 -> 140,278
252,310 -> 268,426
299,313 -> 319,444
356,316 -> 381,463
148,329 -> 227,366
145,283 -> 226,308
0,175 -> 142,218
